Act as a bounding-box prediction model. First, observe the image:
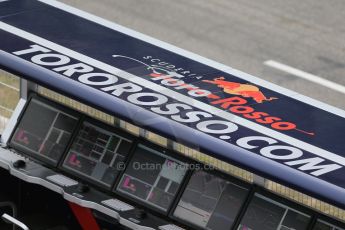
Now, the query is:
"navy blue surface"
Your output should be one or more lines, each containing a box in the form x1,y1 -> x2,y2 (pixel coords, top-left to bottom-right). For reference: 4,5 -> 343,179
1,0 -> 345,209
1,0 -> 344,156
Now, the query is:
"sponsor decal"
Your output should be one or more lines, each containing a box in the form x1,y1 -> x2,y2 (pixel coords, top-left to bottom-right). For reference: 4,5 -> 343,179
10,44 -> 342,177
203,76 -> 277,103
113,55 -> 314,136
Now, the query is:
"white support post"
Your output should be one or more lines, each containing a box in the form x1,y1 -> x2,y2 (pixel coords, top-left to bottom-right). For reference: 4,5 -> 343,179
19,79 -> 37,100
0,78 -> 37,146
253,174 -> 266,187
139,128 -> 148,139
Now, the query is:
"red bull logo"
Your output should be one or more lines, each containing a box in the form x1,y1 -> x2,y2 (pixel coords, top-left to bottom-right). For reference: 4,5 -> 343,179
203,77 -> 277,103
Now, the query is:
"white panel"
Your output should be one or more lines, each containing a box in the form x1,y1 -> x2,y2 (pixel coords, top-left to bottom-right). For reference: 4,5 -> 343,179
46,174 -> 78,187
102,199 -> 134,212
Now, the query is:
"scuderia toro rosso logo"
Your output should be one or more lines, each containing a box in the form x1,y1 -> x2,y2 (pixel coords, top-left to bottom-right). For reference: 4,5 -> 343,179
113,55 -> 314,136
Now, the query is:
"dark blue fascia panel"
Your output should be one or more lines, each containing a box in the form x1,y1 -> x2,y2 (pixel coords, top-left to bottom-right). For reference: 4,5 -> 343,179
1,0 -> 344,156
1,51 -> 345,210
1,0 -> 345,209
0,0 -> 48,19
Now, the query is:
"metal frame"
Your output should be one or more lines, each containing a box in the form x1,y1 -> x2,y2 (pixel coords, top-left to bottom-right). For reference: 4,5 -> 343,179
1,91 -> 345,229
0,75 -> 344,229
2,213 -> 29,230
8,95 -> 81,167
168,166 -> 253,230
113,140 -> 195,216
0,202 -> 17,230
59,116 -> 138,191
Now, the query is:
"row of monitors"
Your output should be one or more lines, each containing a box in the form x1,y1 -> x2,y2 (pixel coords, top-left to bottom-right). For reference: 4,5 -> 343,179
9,97 -> 345,230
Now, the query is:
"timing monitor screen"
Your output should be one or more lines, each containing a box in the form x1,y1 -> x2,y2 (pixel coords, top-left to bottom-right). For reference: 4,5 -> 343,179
313,220 -> 344,230
238,194 -> 310,230
62,122 -> 133,187
11,98 -> 79,165
173,171 -> 248,230
116,144 -> 188,212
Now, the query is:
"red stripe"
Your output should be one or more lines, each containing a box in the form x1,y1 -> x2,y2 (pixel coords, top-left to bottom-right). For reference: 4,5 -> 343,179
69,202 -> 101,230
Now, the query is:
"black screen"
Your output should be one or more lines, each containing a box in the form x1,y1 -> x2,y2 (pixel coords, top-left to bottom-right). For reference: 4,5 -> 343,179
238,194 -> 310,230
313,220 -> 344,230
11,99 -> 78,164
173,171 -> 248,229
62,122 -> 133,187
116,144 -> 188,211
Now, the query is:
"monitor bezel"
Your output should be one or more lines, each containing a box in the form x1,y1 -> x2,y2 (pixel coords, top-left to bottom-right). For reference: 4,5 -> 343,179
9,94 -> 81,167
169,165 -> 252,230
232,186 -> 317,230
113,139 -> 194,215
59,117 -> 137,190
312,216 -> 345,230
